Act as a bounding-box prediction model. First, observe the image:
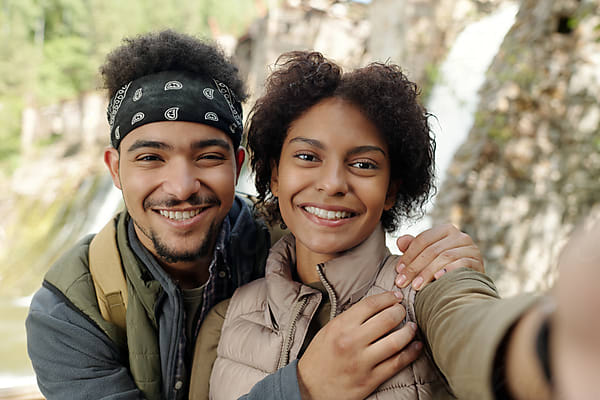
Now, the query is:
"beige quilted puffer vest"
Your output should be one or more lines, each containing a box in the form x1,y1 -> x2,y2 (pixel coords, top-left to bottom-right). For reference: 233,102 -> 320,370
210,227 -> 453,399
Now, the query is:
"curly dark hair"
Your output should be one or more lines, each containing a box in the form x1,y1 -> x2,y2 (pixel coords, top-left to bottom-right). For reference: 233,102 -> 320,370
100,29 -> 247,101
247,51 -> 435,232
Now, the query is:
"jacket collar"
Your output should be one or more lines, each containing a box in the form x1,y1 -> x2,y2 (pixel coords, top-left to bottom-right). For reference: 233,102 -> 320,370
265,224 -> 390,321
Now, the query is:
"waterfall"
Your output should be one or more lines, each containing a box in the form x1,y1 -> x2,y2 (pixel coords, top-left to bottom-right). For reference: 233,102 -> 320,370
387,3 -> 518,248
83,177 -> 123,236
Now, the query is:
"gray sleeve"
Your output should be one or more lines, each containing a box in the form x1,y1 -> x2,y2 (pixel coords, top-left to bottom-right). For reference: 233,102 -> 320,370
238,360 -> 302,400
26,285 -> 145,400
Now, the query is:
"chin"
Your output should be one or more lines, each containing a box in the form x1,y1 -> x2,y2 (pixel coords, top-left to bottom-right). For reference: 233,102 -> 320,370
303,237 -> 354,255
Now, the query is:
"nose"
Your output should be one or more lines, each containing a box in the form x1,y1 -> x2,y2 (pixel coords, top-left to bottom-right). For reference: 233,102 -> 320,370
317,161 -> 348,196
161,159 -> 201,200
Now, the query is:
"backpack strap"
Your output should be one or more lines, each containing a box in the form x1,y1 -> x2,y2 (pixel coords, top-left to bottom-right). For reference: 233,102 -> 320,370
89,218 -> 128,331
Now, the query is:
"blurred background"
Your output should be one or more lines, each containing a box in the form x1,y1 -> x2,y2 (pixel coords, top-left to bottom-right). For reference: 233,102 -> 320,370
0,0 -> 598,396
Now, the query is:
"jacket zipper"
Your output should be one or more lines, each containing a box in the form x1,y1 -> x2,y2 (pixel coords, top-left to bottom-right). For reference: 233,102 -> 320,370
316,263 -> 338,321
278,296 -> 309,369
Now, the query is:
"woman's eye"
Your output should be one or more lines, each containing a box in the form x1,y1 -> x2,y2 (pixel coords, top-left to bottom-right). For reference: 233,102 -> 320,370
296,153 -> 317,162
351,161 -> 377,170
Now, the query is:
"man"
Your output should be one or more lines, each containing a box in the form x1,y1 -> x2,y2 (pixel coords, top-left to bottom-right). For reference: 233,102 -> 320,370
26,29 -> 268,400
26,30 -> 484,400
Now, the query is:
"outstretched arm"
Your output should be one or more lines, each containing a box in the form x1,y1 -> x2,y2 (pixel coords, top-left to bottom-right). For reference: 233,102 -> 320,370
417,220 -> 600,400
505,220 -> 600,400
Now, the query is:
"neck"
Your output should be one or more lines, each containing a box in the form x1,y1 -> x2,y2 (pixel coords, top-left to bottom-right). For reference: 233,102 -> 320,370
295,241 -> 340,284
159,257 -> 212,289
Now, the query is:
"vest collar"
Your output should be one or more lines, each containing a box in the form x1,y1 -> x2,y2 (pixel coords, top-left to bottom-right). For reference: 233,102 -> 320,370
265,225 -> 390,322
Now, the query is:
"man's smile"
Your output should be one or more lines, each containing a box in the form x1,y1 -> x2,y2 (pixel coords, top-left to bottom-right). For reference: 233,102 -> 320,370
157,208 -> 206,221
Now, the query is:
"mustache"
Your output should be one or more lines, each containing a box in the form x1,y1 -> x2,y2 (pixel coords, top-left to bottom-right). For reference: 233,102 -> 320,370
144,193 -> 221,209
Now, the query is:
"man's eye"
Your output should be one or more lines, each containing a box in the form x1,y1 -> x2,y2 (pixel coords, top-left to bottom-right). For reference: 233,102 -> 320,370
138,155 -> 162,162
197,153 -> 226,162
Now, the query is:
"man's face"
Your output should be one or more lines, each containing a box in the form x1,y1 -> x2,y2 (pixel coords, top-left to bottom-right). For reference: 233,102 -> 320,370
105,121 -> 243,267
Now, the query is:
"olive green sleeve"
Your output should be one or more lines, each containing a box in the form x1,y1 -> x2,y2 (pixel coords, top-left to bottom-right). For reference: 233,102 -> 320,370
415,268 -> 540,400
189,298 -> 231,400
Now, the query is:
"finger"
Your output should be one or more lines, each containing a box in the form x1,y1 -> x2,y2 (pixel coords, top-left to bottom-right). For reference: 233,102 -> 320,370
398,231 -> 473,288
395,234 -> 415,255
399,224 -> 455,267
360,303 -> 407,344
368,323 -> 420,368
341,291 -> 404,325
411,245 -> 483,290
368,322 -> 417,364
369,341 -> 423,387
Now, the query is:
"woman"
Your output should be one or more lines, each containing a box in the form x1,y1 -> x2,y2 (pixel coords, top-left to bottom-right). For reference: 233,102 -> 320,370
191,51 -> 478,399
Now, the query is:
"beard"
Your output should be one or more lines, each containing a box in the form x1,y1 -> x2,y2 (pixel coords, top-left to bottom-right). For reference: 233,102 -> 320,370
150,219 -> 221,263
134,192 -> 223,264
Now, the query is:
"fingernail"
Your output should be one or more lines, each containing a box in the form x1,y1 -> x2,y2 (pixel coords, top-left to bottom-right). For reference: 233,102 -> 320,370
396,263 -> 406,273
412,276 -> 423,290
396,274 -> 407,287
407,322 -> 417,331
393,291 -> 404,301
412,341 -> 423,351
434,268 -> 447,280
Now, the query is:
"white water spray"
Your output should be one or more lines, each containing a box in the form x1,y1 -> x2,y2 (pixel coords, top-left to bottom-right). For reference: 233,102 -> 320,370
388,3 -> 518,248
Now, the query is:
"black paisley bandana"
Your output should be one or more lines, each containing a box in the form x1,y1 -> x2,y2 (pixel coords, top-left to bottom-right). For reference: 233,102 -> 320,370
106,71 -> 244,149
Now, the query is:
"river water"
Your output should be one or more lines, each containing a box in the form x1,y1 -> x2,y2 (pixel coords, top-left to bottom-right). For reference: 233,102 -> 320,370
0,296 -> 37,389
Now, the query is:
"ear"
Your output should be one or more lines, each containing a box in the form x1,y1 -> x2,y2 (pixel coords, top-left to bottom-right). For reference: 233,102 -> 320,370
234,147 -> 245,183
270,161 -> 279,197
384,180 -> 399,211
104,147 -> 122,190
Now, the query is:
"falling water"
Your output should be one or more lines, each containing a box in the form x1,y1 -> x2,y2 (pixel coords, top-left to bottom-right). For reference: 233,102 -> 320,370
388,3 -> 518,248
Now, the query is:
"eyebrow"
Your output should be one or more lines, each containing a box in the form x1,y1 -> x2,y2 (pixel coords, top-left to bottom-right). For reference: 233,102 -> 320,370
127,140 -> 172,153
191,138 -> 232,151
288,137 -> 386,156
347,145 -> 386,157
127,138 -> 232,153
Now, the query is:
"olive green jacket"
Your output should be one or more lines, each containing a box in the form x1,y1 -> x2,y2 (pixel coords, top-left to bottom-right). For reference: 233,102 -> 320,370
29,196 -> 270,400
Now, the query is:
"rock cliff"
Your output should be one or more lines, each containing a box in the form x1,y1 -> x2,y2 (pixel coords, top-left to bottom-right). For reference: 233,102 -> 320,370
430,0 -> 600,295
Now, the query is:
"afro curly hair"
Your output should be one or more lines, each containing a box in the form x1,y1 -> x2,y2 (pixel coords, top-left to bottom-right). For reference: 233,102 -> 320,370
247,51 -> 436,232
100,29 -> 247,102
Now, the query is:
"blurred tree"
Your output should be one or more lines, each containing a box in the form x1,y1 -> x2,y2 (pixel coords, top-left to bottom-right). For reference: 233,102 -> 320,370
0,0 -> 262,173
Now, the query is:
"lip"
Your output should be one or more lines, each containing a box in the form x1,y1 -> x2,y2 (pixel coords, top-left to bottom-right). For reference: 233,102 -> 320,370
298,202 -> 359,228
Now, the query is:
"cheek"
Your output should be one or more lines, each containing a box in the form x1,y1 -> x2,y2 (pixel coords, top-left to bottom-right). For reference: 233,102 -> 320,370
362,178 -> 392,216
207,167 -> 238,199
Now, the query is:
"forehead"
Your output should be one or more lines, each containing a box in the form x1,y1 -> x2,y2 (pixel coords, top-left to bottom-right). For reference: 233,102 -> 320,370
286,98 -> 386,150
120,120 -> 234,151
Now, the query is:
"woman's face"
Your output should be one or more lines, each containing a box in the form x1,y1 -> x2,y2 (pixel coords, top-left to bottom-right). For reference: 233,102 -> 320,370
271,97 -> 396,264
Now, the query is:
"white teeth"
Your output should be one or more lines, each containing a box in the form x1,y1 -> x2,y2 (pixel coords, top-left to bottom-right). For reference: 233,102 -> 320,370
304,206 -> 352,220
159,209 -> 201,221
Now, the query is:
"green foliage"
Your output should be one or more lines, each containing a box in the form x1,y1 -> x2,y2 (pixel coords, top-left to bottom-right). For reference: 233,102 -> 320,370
0,0 -> 262,174
0,97 -> 23,173
421,62 -> 440,102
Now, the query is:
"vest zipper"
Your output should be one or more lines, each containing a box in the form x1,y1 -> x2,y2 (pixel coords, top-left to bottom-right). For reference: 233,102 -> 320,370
316,263 -> 338,321
278,296 -> 309,369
